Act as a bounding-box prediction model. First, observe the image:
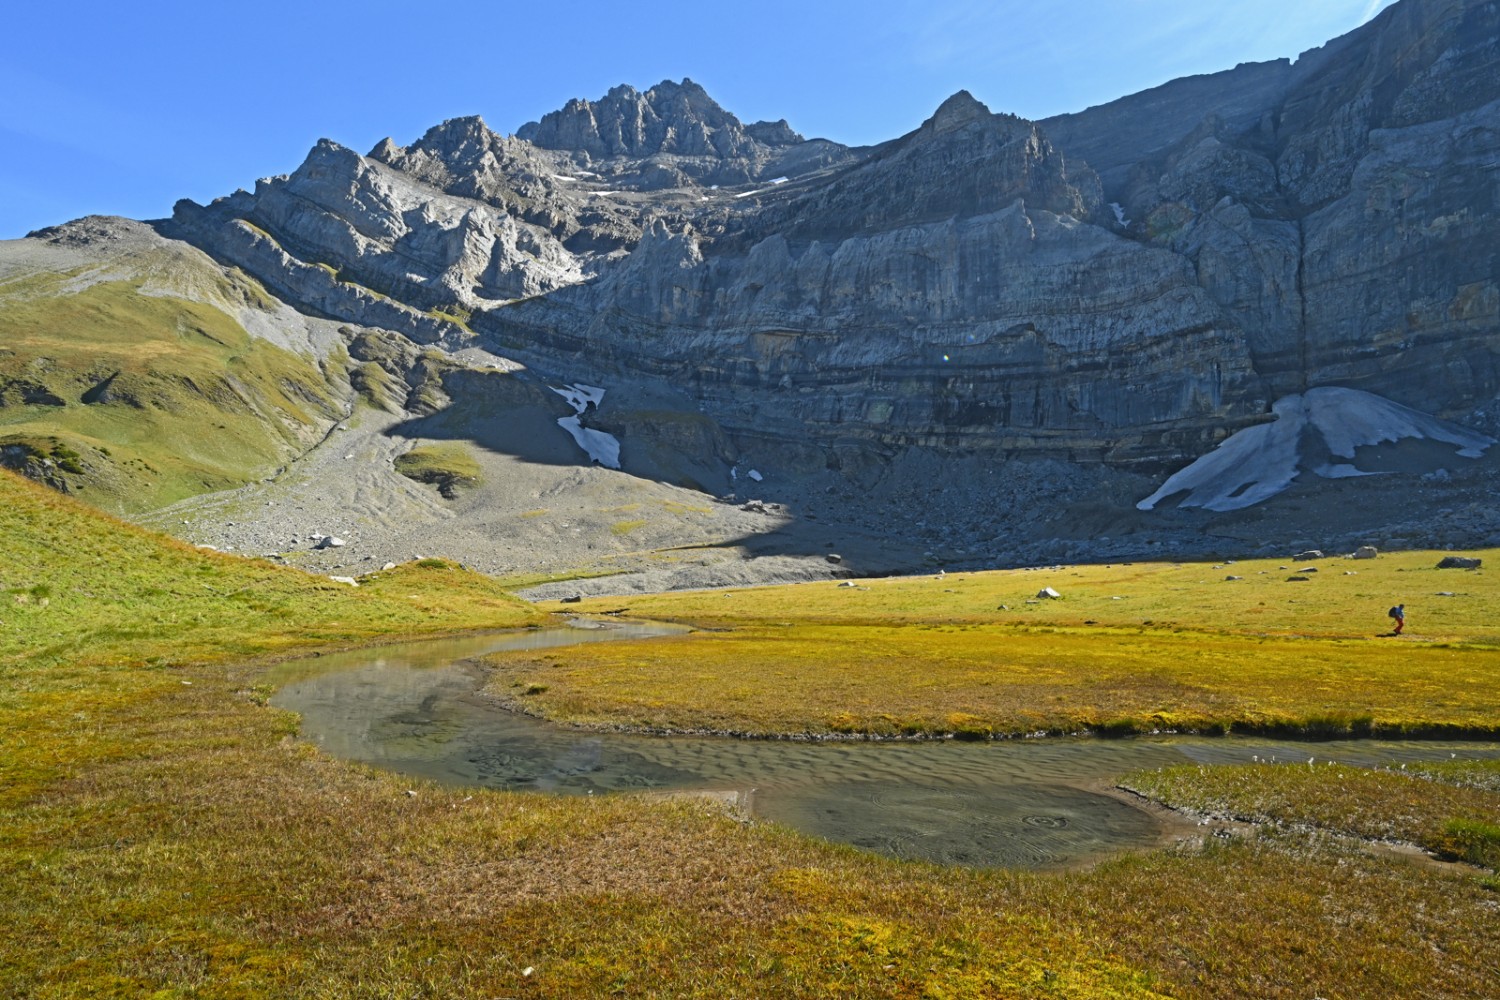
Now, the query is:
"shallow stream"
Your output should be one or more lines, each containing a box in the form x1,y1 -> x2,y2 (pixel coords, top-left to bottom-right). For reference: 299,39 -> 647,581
270,623 -> 1500,869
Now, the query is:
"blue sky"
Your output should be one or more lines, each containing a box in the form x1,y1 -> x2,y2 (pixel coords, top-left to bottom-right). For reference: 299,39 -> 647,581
1,0 -> 1396,238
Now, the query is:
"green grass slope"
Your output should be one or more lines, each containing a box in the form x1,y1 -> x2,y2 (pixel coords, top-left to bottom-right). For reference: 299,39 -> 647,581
0,269 -> 343,511
0,469 -> 542,801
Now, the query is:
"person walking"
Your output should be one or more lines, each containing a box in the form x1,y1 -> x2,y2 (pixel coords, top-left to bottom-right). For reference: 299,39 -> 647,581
1388,603 -> 1406,635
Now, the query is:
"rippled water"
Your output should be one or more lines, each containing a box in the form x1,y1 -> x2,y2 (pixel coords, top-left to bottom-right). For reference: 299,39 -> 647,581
270,624 -> 1500,869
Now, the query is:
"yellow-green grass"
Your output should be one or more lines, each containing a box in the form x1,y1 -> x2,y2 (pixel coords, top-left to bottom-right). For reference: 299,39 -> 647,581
556,552 -> 1500,637
392,442 -> 482,494
0,273 -> 340,510
497,552 -> 1500,739
4,470 -> 1499,997
0,470 -> 541,803
1127,758 -> 1500,868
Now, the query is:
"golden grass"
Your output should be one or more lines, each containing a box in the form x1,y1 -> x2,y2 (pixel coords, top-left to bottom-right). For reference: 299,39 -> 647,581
7,705 -> 1498,998
5,471 -> 1500,996
493,552 -> 1500,739
562,553 -> 1500,639
1126,758 -> 1500,865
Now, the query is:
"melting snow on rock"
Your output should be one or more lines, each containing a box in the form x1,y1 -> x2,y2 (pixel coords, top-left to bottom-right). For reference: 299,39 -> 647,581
1137,387 -> 1494,512
550,383 -> 621,469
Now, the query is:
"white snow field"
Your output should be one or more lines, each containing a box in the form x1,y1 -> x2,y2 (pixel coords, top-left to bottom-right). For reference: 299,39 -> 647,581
1137,387 -> 1495,512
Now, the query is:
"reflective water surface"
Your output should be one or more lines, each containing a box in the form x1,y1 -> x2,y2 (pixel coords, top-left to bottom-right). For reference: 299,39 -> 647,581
270,624 -> 1500,869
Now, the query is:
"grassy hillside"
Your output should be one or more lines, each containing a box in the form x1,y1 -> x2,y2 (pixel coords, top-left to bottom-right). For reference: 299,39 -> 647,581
0,469 -> 542,802
488,552 -> 1500,739
2,471 -> 1497,998
0,270 -> 343,510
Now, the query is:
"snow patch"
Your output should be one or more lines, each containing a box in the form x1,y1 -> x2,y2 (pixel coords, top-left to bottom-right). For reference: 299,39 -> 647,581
747,469 -> 763,482
1110,202 -> 1130,227
550,383 -> 605,413
734,189 -> 764,199
549,383 -> 621,469
769,176 -> 789,185
1137,387 -> 1494,512
557,416 -> 621,469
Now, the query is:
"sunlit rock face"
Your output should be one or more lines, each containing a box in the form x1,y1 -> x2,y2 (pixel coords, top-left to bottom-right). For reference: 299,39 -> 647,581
162,0 -> 1500,474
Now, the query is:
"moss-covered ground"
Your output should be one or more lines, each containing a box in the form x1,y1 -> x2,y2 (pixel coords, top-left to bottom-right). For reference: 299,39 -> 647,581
4,469 -> 1499,997
392,442 -> 482,496
491,553 -> 1500,739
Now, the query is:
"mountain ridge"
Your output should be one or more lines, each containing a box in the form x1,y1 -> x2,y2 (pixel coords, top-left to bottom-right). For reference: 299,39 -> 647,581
6,0 -> 1499,591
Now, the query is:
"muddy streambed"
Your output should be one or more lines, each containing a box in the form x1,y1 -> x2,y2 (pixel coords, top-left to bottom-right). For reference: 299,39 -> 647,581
270,623 -> 1500,869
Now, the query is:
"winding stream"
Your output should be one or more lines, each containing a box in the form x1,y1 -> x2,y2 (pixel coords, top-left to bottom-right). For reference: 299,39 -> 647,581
270,623 -> 1500,869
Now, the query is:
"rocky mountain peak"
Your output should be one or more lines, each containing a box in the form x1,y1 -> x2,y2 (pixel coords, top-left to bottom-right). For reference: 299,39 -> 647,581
368,136 -> 401,163
922,90 -> 994,134
744,118 -> 802,146
733,90 -> 1092,245
405,115 -> 501,161
518,78 -> 771,162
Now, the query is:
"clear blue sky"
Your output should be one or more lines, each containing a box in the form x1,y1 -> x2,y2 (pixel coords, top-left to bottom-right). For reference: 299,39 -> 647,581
1,0 -> 1396,238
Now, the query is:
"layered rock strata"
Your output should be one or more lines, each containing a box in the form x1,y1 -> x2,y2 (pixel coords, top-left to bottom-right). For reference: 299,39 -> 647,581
156,0 -> 1498,480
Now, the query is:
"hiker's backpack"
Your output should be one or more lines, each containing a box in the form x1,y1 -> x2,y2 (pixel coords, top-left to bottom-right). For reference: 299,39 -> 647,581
1388,606 -> 1400,618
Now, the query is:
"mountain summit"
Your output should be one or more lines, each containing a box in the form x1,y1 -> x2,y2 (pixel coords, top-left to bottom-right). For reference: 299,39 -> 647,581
514,78 -> 848,187
518,78 -> 802,160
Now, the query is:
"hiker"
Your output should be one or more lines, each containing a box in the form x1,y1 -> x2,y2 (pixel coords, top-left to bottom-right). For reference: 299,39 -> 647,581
1388,603 -> 1405,634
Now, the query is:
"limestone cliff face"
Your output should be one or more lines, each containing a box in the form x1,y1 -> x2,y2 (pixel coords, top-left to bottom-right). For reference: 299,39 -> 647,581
501,203 -> 1257,464
1054,0 -> 1500,417
166,125 -> 596,330
733,92 -> 1101,244
158,0 -> 1499,475
487,92 -> 1259,465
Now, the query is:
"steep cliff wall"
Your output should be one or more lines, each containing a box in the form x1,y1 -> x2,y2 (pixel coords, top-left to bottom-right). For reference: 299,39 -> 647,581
155,0 -> 1499,477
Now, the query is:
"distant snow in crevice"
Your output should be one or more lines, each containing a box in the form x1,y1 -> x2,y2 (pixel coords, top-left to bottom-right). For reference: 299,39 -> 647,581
549,383 -> 621,469
551,383 -> 605,413
1137,387 -> 1494,512
1110,202 -> 1130,227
